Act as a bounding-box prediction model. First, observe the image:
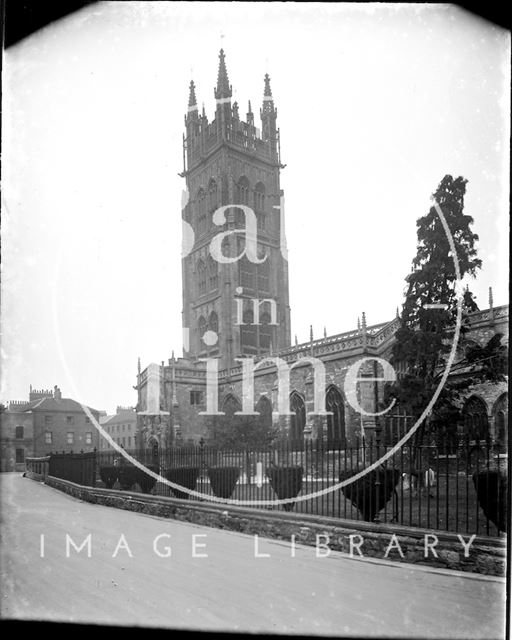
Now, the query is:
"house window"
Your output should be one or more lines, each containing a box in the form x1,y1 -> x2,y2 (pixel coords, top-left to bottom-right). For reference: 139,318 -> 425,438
190,390 -> 203,405
16,448 -> 24,464
122,437 -> 126,446
85,417 -> 91,423
45,431 -> 52,444
15,426 -> 24,439
67,432 -> 74,444
44,415 -> 53,425
85,432 -> 92,445
66,416 -> 74,425
128,436 -> 132,447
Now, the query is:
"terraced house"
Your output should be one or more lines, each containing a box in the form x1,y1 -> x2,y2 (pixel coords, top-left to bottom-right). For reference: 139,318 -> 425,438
1,386 -> 100,466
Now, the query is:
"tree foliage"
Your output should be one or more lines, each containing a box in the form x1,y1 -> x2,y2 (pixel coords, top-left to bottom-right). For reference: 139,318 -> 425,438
386,175 -> 485,432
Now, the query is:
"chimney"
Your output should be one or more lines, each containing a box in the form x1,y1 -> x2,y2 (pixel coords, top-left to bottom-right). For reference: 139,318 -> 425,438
54,386 -> 62,401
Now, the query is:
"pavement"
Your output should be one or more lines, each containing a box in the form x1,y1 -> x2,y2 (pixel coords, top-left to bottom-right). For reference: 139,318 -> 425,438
0,473 -> 506,637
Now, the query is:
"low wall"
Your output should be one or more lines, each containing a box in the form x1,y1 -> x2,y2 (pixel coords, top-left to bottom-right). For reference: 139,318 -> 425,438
44,475 -> 506,576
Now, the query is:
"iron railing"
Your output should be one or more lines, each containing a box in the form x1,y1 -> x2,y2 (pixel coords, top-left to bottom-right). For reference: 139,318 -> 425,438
94,437 -> 507,537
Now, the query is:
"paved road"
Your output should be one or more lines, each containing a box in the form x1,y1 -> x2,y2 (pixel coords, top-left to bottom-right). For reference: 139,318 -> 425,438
0,474 -> 506,637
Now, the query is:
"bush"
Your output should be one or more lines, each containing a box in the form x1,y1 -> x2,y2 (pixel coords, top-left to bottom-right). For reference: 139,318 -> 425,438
472,469 -> 508,533
339,467 -> 401,522
99,466 -> 118,489
134,464 -> 159,494
117,466 -> 137,490
165,467 -> 200,499
266,465 -> 303,511
207,466 -> 240,499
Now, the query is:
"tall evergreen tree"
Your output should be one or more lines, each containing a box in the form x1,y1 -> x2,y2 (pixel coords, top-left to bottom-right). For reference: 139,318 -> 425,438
386,175 -> 482,441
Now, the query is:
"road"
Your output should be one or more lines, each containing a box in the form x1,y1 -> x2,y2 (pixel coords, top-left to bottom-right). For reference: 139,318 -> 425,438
0,473 -> 506,637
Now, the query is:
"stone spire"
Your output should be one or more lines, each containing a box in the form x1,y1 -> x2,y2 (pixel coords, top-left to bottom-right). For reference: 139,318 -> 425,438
323,327 -> 327,339
214,48 -> 232,100
489,286 -> 494,310
361,312 -> 367,333
188,80 -> 197,109
262,73 -> 274,113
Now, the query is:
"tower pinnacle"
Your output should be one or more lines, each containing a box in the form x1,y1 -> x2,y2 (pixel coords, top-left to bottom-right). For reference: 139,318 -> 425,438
188,80 -> 197,109
215,48 -> 232,100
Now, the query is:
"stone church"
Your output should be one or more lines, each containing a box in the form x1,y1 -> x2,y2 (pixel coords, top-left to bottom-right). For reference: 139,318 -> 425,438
135,50 -> 508,456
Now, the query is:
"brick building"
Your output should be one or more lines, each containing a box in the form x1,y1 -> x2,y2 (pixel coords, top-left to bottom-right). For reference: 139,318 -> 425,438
135,50 -> 508,457
0,386 -> 101,465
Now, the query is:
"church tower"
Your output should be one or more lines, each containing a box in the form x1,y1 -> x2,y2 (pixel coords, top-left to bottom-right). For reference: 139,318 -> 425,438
181,50 -> 291,369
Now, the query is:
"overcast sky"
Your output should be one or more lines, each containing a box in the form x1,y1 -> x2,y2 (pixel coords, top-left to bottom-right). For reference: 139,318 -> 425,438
2,2 -> 509,413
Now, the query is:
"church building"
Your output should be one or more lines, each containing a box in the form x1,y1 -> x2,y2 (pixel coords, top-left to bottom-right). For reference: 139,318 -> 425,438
135,50 -> 508,457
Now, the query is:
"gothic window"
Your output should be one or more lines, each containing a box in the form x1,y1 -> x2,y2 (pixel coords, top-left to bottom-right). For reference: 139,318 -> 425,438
289,392 -> 306,448
239,255 -> 255,289
197,188 -> 207,235
198,316 -> 207,346
208,179 -> 218,214
255,396 -> 273,436
197,259 -> 206,294
462,396 -> 489,441
208,311 -> 218,334
235,176 -> 250,205
254,182 -> 266,230
254,182 -> 265,211
257,255 -> 269,293
493,393 -> 508,452
259,311 -> 272,351
208,255 -> 218,290
241,308 -> 256,350
325,386 -> 346,449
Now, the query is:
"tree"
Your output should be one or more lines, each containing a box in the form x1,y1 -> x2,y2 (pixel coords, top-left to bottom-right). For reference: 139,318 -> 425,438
385,175 -> 483,445
206,396 -> 277,450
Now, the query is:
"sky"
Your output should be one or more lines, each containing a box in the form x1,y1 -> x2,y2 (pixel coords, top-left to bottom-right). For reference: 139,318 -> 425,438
2,2 -> 510,414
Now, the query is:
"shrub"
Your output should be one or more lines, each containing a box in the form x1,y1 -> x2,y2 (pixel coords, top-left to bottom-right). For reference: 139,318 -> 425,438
117,466 -> 137,490
207,466 -> 240,499
165,467 -> 200,499
134,464 -> 159,494
339,467 -> 401,522
99,466 -> 118,489
472,469 -> 508,533
266,465 -> 303,511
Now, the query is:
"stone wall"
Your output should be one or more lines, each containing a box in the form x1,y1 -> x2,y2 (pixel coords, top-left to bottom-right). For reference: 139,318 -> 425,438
44,475 -> 506,577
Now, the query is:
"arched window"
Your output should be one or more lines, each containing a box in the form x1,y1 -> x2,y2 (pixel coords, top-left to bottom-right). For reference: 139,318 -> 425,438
325,386 -> 346,449
462,396 -> 489,441
257,255 -> 269,292
289,392 -> 306,448
197,259 -> 206,294
208,311 -> 218,334
197,188 -> 207,235
254,182 -> 266,230
259,311 -> 272,351
254,182 -> 265,211
198,316 -> 207,347
241,308 -> 256,351
208,179 -> 218,213
208,255 -> 218,290
493,393 -> 508,452
239,255 -> 255,289
235,176 -> 250,205
255,396 -> 273,441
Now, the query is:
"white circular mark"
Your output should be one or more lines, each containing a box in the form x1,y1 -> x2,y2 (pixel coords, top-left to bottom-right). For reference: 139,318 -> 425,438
203,330 -> 218,346
235,286 -> 243,295
181,220 -> 195,258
